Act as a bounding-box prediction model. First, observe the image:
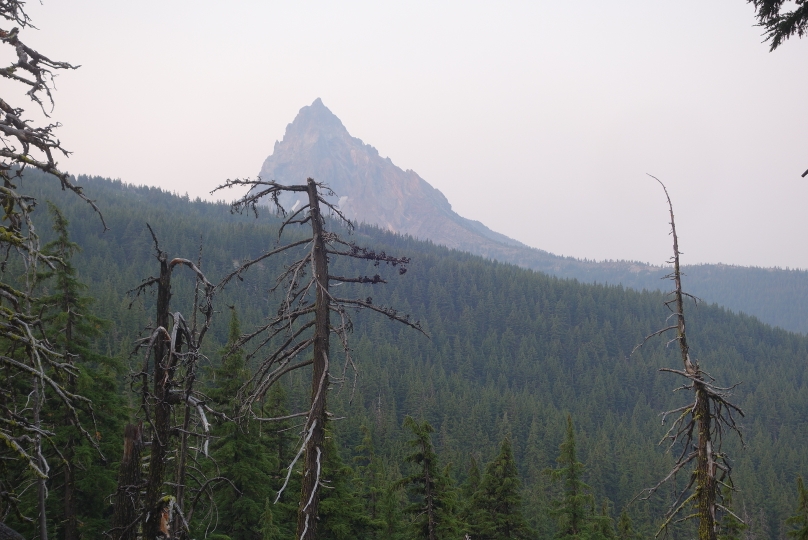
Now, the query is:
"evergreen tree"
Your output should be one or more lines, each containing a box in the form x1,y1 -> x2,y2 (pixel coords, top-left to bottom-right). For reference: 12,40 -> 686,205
400,416 -> 460,540
460,455 -> 482,532
260,383 -> 299,537
616,509 -> 640,540
546,415 -> 593,539
318,432 -> 377,540
353,424 -> 402,538
469,437 -> 531,539
37,203 -> 126,540
205,308 -> 276,540
259,499 -> 282,540
717,487 -> 747,540
587,500 -> 617,540
786,476 -> 808,539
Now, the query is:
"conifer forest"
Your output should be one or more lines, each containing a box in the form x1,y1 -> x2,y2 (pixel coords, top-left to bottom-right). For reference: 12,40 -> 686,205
2,2 -> 808,539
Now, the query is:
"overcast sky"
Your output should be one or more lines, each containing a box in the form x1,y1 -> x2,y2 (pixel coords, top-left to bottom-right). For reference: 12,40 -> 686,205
16,1 -> 808,269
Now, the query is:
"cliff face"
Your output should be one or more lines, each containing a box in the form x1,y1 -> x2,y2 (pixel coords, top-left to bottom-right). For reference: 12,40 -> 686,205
258,98 -> 524,252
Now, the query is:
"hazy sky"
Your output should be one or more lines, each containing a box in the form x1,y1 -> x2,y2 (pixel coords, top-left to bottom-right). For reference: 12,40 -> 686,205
16,1 -> 808,269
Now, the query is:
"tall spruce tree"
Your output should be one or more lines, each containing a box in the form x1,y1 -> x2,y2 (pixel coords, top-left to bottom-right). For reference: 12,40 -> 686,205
546,415 -> 593,540
468,437 -> 531,539
36,203 -> 125,540
400,416 -> 460,540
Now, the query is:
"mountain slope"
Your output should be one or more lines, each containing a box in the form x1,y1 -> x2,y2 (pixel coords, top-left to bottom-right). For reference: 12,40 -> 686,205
17,171 -> 808,538
258,99 -> 808,334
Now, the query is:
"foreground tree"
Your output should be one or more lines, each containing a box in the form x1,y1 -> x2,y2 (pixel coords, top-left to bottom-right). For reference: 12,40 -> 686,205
635,177 -> 745,540
0,2 -> 105,536
36,204 -> 125,540
213,177 -> 422,539
120,229 -> 218,540
205,308 -> 276,540
469,437 -> 532,539
747,0 -> 808,51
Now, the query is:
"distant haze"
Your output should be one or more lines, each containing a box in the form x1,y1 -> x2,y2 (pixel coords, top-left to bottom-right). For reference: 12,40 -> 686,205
20,1 -> 808,269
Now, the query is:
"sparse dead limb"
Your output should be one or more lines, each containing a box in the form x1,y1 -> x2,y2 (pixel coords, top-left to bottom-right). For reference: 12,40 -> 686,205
214,176 -> 423,539
120,227 -> 221,540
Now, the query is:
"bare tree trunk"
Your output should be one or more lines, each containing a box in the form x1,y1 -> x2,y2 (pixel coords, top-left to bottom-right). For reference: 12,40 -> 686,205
144,252 -> 173,540
112,423 -> 144,540
172,375 -> 194,540
696,388 -> 716,540
296,178 -> 330,540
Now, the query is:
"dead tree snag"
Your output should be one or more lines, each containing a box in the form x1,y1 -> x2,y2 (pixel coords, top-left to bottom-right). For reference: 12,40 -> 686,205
123,228 -> 218,540
633,176 -> 745,540
213,176 -> 424,540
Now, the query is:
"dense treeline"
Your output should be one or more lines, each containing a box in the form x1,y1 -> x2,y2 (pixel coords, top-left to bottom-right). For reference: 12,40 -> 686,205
3,171 -> 807,538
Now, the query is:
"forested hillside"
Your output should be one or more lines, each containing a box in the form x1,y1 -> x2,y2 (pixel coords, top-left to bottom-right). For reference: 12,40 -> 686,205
6,171 -> 808,539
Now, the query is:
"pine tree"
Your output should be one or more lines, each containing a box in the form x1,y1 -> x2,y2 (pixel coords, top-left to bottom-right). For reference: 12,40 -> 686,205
469,437 -> 532,539
460,455 -> 482,533
786,476 -> 808,540
546,415 -> 593,540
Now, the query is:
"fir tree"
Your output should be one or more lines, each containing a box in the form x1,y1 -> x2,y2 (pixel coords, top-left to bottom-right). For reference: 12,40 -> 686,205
546,415 -> 593,540
353,424 -> 400,538
318,432 -> 377,540
205,308 -> 276,540
470,437 -> 532,539
37,203 -> 125,540
460,455 -> 482,533
400,416 -> 460,540
587,500 -> 617,540
786,476 -> 808,539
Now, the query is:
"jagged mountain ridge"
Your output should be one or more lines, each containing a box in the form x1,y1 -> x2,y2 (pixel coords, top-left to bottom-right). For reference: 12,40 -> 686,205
259,98 -> 524,252
259,99 -> 808,334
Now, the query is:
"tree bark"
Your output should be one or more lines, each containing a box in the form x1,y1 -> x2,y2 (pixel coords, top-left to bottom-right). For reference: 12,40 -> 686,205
296,178 -> 330,540
696,387 -> 717,540
144,252 -> 173,540
112,423 -> 144,540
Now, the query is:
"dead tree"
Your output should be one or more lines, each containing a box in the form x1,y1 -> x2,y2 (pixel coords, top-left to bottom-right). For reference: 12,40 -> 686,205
0,2 -> 105,535
117,228 -> 220,540
633,176 -> 745,540
111,423 -> 144,540
213,176 -> 424,540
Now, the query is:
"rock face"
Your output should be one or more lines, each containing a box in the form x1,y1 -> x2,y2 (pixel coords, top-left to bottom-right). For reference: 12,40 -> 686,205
258,99 -> 808,334
258,98 -> 525,254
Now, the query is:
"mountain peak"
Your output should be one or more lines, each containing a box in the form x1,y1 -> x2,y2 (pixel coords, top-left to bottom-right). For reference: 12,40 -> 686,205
259,101 -> 525,252
286,98 -> 346,137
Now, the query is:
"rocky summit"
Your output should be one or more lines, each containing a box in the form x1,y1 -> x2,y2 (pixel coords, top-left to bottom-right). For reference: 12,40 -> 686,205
258,98 -> 525,254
